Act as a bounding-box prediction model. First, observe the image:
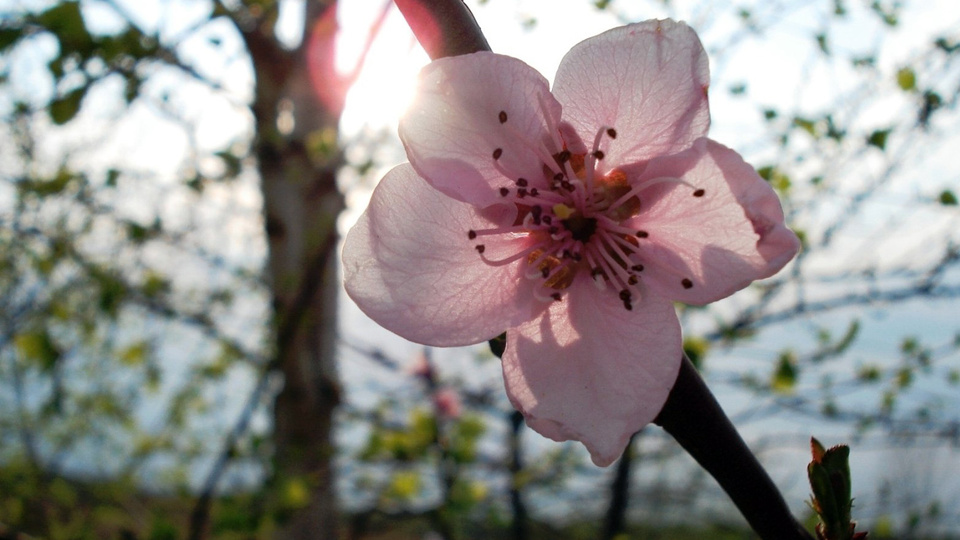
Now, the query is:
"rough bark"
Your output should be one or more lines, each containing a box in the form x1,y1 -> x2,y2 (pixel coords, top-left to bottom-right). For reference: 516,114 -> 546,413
245,1 -> 344,538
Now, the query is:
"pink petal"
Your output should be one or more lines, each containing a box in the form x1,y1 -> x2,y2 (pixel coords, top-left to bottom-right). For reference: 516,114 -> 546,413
552,19 -> 710,168
400,52 -> 563,207
629,138 -> 800,305
501,278 -> 682,467
342,164 -> 541,346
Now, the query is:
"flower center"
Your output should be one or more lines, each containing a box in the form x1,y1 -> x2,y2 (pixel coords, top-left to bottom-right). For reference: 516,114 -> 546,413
561,213 -> 597,243
467,108 -> 704,309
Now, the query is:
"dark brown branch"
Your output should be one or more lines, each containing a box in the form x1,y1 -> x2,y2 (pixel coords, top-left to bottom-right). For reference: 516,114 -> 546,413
654,356 -> 814,540
394,0 -> 490,58
602,433 -> 637,540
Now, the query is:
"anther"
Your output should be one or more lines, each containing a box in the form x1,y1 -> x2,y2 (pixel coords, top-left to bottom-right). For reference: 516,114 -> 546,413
553,172 -> 565,181
475,245 -> 486,254
682,278 -> 693,289
593,150 -> 605,160
517,188 -> 528,198
631,264 -> 644,272
606,128 -> 617,139
550,293 -> 562,301
499,187 -> 510,197
530,188 -> 539,197
628,275 -> 639,285
493,148 -> 503,159
693,189 -> 705,197
636,230 -> 649,238
498,110 -> 508,124
467,230 -> 477,240
557,150 -> 571,163
516,178 -> 528,187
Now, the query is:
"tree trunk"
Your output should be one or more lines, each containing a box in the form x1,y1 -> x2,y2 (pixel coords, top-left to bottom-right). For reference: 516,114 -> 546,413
247,1 -> 344,538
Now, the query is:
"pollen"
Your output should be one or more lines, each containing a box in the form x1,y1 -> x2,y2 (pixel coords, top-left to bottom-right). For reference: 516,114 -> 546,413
552,203 -> 575,219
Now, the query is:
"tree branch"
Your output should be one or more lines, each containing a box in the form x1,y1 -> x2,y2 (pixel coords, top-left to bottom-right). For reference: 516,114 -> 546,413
654,356 -> 815,540
394,0 -> 490,58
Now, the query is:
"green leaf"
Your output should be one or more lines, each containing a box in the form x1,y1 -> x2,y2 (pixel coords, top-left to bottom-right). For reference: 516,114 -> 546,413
120,341 -> 150,366
757,165 -> 792,192
124,73 -> 141,104
215,150 -> 242,178
0,28 -> 22,52
809,439 -> 858,540
386,471 -> 420,501
105,168 -> 120,187
870,0 -> 899,26
896,67 -> 916,91
49,85 -> 87,125
867,128 -> 891,150
15,330 -> 62,371
142,272 -> 170,298
793,116 -> 818,137
772,351 -> 798,392
938,189 -> 958,206
683,336 -> 710,369
815,33 -> 830,55
38,1 -> 94,56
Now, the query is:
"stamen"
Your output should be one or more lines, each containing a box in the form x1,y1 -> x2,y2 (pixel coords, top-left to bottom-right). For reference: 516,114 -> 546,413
469,224 -> 529,237
607,176 -> 694,214
478,241 -> 547,267
493,148 -> 503,159
499,121 -> 564,177
693,188 -> 705,197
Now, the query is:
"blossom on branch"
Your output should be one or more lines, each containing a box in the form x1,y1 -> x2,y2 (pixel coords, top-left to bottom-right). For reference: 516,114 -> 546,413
342,19 -> 799,466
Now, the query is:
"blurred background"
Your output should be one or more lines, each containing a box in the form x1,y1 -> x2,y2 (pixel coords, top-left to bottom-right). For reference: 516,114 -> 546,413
1,0 -> 958,539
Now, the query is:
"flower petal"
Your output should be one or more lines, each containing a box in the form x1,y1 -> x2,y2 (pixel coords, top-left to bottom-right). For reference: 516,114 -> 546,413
400,52 -> 563,207
342,164 -> 541,346
629,138 -> 800,305
501,278 -> 682,467
552,19 -> 710,168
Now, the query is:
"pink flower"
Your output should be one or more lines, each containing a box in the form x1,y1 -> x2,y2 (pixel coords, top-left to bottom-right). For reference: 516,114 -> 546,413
433,388 -> 463,419
342,20 -> 799,466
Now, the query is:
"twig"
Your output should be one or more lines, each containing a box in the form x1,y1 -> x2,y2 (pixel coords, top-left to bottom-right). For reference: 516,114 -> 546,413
654,356 -> 815,540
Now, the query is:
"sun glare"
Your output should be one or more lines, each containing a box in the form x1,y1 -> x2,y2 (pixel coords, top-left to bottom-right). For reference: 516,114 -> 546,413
336,3 -> 428,137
